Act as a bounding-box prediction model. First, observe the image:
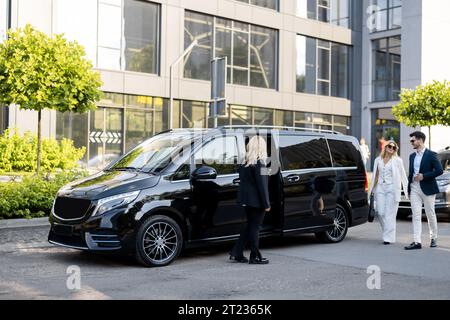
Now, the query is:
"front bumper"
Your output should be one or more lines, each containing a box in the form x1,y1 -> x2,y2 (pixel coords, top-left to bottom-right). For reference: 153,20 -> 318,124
48,208 -> 135,252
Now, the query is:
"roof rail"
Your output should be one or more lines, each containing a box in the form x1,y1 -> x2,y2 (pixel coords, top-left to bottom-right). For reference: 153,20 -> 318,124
219,125 -> 342,135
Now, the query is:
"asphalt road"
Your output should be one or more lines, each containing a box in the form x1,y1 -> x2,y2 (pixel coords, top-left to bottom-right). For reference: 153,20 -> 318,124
1,218 -> 450,300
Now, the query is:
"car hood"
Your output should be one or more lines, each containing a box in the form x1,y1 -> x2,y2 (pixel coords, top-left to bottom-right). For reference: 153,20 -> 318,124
57,170 -> 160,200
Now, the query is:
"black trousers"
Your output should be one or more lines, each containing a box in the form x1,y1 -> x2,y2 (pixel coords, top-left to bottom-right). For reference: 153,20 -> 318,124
231,206 -> 265,259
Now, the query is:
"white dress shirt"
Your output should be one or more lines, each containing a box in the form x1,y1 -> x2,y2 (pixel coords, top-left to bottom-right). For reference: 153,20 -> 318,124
413,148 -> 426,177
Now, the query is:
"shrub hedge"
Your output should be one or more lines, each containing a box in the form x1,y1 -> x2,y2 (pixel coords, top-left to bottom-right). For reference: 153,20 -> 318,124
0,128 -> 86,173
0,169 -> 89,219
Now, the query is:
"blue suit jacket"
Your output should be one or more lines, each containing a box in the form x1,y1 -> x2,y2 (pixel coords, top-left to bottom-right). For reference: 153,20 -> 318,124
408,149 -> 444,196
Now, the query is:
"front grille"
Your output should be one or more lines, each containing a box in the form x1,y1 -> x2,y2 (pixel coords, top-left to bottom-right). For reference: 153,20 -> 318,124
54,197 -> 92,220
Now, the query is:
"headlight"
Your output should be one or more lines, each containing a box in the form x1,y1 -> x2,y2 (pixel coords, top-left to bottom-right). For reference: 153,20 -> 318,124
92,191 -> 140,217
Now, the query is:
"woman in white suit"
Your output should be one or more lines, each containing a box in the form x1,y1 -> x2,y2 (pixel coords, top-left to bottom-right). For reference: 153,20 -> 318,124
369,140 -> 409,244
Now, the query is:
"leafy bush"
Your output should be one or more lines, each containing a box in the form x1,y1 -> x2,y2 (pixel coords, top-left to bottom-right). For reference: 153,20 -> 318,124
0,128 -> 85,173
0,169 -> 89,219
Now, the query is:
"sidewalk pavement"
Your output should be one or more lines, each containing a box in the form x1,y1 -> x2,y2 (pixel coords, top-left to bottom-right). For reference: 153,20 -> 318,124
0,217 -> 50,229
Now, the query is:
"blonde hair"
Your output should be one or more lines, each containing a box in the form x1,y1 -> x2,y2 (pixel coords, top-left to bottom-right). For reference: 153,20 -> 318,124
245,136 -> 267,167
381,140 -> 399,159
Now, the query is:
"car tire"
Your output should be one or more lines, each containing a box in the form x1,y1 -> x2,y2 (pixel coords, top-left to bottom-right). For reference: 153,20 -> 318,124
315,204 -> 349,243
135,215 -> 183,267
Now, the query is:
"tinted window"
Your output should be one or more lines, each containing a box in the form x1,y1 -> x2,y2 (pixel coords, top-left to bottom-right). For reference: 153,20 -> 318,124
195,136 -> 239,175
109,133 -> 193,173
279,135 -> 332,171
328,139 -> 362,168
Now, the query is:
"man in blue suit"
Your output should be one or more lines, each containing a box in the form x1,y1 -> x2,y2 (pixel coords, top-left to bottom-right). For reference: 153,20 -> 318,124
405,132 -> 444,250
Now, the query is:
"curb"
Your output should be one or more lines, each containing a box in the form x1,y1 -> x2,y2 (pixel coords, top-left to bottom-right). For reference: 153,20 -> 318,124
0,217 -> 50,229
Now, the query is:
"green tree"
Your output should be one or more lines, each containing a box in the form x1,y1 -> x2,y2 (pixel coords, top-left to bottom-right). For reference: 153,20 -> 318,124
392,80 -> 450,149
0,24 -> 103,174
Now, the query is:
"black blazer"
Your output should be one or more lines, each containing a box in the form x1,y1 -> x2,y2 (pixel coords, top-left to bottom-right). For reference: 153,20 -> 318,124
408,149 -> 444,196
237,161 -> 270,210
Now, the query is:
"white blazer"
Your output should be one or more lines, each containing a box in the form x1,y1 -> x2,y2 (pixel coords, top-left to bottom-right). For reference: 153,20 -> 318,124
369,156 -> 409,202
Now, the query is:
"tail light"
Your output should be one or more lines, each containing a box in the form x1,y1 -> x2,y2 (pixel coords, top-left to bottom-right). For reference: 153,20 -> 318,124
365,171 -> 369,193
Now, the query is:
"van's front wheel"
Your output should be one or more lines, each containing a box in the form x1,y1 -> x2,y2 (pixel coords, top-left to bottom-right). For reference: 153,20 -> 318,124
315,205 -> 348,243
135,215 -> 183,267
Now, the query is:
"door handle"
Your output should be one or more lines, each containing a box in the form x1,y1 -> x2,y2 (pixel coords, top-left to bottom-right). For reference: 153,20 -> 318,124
232,178 -> 241,185
287,175 -> 300,183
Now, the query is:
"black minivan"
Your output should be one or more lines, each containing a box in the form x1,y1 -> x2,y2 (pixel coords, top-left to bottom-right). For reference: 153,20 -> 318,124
48,127 -> 369,267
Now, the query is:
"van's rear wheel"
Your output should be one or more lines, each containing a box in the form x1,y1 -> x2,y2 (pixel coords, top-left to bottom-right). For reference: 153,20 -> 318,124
135,215 -> 183,267
315,205 -> 348,243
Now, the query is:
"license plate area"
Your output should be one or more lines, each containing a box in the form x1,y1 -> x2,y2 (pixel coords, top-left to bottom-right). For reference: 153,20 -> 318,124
53,224 -> 74,236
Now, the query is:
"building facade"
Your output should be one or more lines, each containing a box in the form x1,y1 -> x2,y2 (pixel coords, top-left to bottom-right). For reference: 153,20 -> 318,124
0,0 -> 448,170
361,0 -> 450,168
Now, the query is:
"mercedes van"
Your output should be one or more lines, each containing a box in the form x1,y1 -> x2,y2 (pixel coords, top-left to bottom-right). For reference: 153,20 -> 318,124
48,127 -> 369,267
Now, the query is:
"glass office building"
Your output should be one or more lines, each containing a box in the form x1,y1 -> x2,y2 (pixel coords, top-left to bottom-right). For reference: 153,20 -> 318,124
4,0 -> 358,168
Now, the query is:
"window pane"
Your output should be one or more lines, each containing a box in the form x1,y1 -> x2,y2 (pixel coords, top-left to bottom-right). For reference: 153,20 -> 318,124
182,100 -> 207,128
98,3 -> 121,49
154,98 -> 169,133
373,0 -> 388,10
318,6 -> 330,22
126,108 -> 153,151
215,24 -> 232,63
208,104 -> 230,128
88,108 -> 123,170
331,43 -> 349,98
195,136 -> 239,175
231,105 -> 252,126
389,6 -> 402,29
98,47 -> 121,70
296,35 -> 316,94
279,136 -> 332,170
98,2 -> 121,70
250,26 -> 277,89
184,11 -> 213,80
233,68 -> 249,86
123,0 -> 159,74
254,108 -> 274,126
390,54 -> 401,100
296,0 -> 316,19
275,110 -> 293,127
56,111 -> 88,164
125,94 -> 152,109
317,47 -> 330,80
328,139 -> 362,168
233,31 -> 249,68
331,0 -> 350,28
54,0 -> 97,65
251,0 -> 278,10
317,81 -> 330,96
372,36 -> 401,102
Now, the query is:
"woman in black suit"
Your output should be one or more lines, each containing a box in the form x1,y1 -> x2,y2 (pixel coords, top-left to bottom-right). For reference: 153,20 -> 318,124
230,136 -> 271,265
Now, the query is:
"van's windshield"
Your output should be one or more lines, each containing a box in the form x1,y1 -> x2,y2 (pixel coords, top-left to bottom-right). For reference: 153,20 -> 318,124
107,133 -> 194,174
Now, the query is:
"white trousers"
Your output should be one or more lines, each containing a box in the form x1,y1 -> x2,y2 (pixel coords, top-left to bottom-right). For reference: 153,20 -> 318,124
410,182 -> 438,244
375,184 -> 398,243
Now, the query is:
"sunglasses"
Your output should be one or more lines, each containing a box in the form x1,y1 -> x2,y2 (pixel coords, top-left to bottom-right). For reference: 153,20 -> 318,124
386,145 -> 397,150
410,139 -> 417,144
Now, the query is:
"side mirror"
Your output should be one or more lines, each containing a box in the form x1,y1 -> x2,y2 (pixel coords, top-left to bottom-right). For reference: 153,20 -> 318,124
191,166 -> 217,181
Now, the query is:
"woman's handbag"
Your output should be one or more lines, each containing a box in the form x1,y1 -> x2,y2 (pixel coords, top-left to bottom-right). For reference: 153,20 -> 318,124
368,193 -> 376,223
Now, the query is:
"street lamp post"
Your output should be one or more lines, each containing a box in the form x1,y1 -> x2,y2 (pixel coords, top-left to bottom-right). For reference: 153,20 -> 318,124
169,39 -> 198,129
